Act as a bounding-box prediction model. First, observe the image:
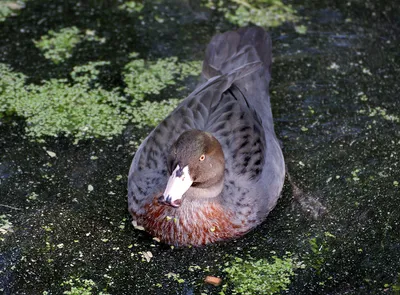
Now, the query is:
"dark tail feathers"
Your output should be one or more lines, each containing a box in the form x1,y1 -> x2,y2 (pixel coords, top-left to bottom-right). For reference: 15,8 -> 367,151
202,26 -> 272,80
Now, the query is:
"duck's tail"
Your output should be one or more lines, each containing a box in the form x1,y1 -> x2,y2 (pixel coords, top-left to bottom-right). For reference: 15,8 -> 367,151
202,26 -> 273,125
202,26 -> 271,81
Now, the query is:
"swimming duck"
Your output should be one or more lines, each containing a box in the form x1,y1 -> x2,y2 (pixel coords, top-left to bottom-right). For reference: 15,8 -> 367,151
128,27 -> 285,246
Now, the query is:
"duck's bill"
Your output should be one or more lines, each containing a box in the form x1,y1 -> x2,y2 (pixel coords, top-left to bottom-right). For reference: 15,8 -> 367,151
159,165 -> 193,208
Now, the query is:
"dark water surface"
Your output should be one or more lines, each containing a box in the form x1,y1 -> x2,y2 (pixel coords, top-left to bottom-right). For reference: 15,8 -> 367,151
1,0 -> 399,294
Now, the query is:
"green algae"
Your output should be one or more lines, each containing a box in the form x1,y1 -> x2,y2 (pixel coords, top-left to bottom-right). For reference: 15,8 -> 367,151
305,232 -> 336,276
127,98 -> 182,129
0,0 -> 399,294
0,2 -> 14,22
60,277 -> 110,295
123,55 -> 201,128
34,27 -> 82,64
0,1 -> 26,22
0,57 -> 200,140
123,54 -> 201,102
0,62 -> 127,140
0,215 -> 13,241
0,63 -> 27,115
222,253 -> 299,294
203,0 -> 299,27
34,27 -> 105,64
118,1 -> 144,13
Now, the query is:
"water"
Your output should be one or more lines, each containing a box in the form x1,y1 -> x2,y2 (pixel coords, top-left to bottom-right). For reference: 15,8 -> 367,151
0,0 -> 399,294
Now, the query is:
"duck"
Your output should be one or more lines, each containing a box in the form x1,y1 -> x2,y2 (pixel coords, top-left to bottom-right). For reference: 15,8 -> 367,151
128,26 -> 285,246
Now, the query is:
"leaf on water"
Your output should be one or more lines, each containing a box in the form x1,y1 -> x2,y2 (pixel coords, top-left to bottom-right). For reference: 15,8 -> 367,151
132,220 -> 145,231
134,225 -> 145,231
295,25 -> 307,34
46,150 -> 57,158
143,251 -> 153,262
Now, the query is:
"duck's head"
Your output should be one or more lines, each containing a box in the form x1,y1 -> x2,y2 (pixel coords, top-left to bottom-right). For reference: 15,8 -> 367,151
158,130 -> 225,208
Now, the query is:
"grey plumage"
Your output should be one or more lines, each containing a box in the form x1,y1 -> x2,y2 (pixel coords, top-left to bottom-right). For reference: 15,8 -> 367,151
128,27 -> 285,245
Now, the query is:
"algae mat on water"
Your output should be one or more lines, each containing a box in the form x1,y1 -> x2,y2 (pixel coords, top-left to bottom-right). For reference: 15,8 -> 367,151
0,58 -> 200,141
0,0 -> 399,294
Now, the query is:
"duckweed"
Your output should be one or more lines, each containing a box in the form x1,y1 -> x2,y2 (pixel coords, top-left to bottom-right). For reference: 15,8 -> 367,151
34,27 -> 105,64
203,0 -> 299,27
0,2 -> 14,22
367,107 -> 399,123
34,27 -> 82,64
123,55 -> 201,102
0,63 -> 27,115
0,1 -> 26,22
0,56 -> 200,140
2,26 -> 201,141
385,274 -> 400,293
306,232 -> 336,275
22,79 -> 128,139
127,98 -> 182,128
165,272 -> 185,284
118,1 -> 144,13
222,254 -> 296,294
0,214 -> 13,240
61,277 -> 110,295
0,62 -> 127,139
123,56 -> 200,127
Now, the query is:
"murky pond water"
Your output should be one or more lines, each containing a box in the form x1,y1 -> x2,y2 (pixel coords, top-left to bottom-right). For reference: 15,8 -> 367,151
0,0 -> 399,294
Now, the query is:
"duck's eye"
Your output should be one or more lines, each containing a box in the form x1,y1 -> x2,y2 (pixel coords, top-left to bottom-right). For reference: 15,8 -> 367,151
199,154 -> 206,161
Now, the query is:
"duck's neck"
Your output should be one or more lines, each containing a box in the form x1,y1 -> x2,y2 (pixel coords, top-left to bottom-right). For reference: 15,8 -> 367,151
185,178 -> 224,203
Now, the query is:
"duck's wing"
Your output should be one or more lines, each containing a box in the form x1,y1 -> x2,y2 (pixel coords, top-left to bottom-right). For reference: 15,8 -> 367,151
201,26 -> 285,221
128,60 -> 262,214
206,86 -> 266,181
203,82 -> 284,225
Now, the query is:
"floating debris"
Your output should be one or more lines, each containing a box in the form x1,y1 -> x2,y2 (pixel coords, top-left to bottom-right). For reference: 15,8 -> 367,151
204,276 -> 222,286
46,150 -> 57,158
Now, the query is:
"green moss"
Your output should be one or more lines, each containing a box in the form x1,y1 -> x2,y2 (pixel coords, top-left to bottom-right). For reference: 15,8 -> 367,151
123,54 -> 201,102
0,56 -> 200,140
306,232 -> 336,275
0,62 -> 127,140
21,80 -> 128,139
122,55 -> 200,128
368,107 -> 399,123
61,277 -> 110,295
128,98 -> 182,129
118,1 -> 144,13
0,1 -> 26,22
295,24 -> 307,34
222,254 -> 296,295
34,27 -> 82,64
165,272 -> 185,284
0,214 -> 13,240
203,0 -> 299,27
34,27 -> 105,64
71,61 -> 111,86
0,63 -> 27,115
0,2 -> 14,22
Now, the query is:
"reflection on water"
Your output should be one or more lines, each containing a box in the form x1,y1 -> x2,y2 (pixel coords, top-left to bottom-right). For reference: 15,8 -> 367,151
0,0 -> 399,294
